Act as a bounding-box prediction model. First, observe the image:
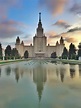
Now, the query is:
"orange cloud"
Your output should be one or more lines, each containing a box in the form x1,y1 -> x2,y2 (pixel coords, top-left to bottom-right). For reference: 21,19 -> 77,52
46,31 -> 57,37
46,31 -> 61,45
54,20 -> 71,28
46,29 -> 81,48
65,37 -> 77,43
39,0 -> 68,15
61,31 -> 81,49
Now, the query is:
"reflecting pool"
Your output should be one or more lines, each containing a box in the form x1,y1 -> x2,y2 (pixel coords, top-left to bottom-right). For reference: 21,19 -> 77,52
0,60 -> 81,108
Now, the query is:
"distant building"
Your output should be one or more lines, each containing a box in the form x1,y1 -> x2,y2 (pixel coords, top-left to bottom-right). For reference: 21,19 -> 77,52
15,13 -> 65,58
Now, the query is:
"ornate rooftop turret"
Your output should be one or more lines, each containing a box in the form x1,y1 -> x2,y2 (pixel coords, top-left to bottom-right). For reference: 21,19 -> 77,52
39,12 -> 41,22
56,41 -> 59,46
60,37 -> 64,44
21,41 -> 24,45
48,44 -> 50,46
16,36 -> 20,44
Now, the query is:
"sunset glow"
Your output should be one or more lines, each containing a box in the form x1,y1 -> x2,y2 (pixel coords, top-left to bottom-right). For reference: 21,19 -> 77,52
0,0 -> 81,49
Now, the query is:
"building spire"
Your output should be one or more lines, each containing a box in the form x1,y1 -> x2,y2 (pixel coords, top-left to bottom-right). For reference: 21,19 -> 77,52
39,12 -> 41,22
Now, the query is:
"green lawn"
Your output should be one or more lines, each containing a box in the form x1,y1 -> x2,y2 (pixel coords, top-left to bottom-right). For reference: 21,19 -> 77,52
0,58 -> 81,65
49,58 -> 81,64
0,59 -> 30,65
60,59 -> 81,64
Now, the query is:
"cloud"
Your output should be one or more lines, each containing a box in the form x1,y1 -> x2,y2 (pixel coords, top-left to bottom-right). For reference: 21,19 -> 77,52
47,26 -> 81,44
69,2 -> 81,14
0,20 -> 28,39
0,0 -> 22,18
67,27 -> 81,32
23,39 -> 32,45
58,29 -> 81,44
46,31 -> 57,37
65,37 -> 77,43
54,20 -> 71,28
46,31 -> 60,45
49,34 -> 60,39
46,31 -> 60,39
2,42 -> 15,48
59,31 -> 80,43
22,34 -> 31,39
39,0 -> 68,15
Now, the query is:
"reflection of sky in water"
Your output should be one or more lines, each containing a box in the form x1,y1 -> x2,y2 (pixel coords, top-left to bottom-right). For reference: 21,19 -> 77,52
0,60 -> 81,108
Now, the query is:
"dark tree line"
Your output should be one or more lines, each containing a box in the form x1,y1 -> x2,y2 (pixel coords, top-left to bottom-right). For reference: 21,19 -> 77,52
78,43 -> 81,57
5,45 -> 20,60
62,47 -> 68,59
0,42 -> 81,60
62,43 -> 76,59
0,43 -> 29,60
5,45 -> 29,60
69,43 -> 76,59
51,42 -> 81,60
62,43 -> 81,60
0,43 -> 3,59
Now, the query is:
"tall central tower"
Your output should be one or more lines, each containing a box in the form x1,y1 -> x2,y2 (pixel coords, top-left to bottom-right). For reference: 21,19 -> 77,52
37,13 -> 44,37
33,13 -> 47,58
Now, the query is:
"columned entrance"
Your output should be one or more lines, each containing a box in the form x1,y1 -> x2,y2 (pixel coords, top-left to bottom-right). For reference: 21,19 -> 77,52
35,52 -> 45,58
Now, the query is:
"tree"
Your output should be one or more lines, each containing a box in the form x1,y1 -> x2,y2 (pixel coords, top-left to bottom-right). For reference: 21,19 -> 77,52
69,43 -> 76,59
11,48 -> 20,59
62,47 -> 68,59
51,52 -> 57,58
0,43 -> 3,59
24,50 -> 29,59
78,43 -> 81,57
5,45 -> 12,59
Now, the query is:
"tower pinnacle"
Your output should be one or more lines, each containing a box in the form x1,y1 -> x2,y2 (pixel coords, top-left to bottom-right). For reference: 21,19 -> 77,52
39,12 -> 41,22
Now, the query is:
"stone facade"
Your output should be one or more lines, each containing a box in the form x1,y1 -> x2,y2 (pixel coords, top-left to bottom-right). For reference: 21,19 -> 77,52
15,13 -> 65,58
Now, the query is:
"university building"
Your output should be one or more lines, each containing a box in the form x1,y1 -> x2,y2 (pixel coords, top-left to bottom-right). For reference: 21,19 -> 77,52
15,13 -> 65,58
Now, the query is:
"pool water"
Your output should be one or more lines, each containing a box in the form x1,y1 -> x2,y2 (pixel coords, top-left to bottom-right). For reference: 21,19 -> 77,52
0,60 -> 81,108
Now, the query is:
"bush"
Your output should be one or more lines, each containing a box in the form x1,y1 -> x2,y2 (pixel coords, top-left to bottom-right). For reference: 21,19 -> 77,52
51,52 -> 57,58
62,55 -> 67,59
71,54 -> 76,59
59,56 -> 62,59
0,56 -> 3,60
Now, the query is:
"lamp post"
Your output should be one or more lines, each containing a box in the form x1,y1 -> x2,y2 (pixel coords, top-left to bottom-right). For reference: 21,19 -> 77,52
2,49 -> 5,61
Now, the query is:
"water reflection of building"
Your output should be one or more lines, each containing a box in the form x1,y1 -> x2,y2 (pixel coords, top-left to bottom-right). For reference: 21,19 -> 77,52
33,64 -> 47,102
5,67 -> 11,76
13,66 -> 25,82
60,67 -> 65,82
14,67 -> 20,82
79,65 -> 81,76
70,65 -> 75,78
56,67 -> 59,78
20,69 -> 24,78
0,68 -> 1,77
5,65 -> 31,82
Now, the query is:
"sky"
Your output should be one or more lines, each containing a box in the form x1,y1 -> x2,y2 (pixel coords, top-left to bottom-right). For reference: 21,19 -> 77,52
0,0 -> 81,49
